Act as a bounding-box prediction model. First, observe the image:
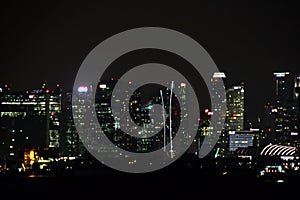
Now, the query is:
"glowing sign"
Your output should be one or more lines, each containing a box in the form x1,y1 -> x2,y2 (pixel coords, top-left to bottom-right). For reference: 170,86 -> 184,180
272,109 -> 278,113
29,95 -> 34,99
274,72 -> 289,77
207,111 -> 214,116
291,132 -> 298,136
213,72 -> 226,78
99,84 -> 106,89
181,83 -> 187,87
281,156 -> 294,161
234,86 -> 242,90
78,86 -> 88,92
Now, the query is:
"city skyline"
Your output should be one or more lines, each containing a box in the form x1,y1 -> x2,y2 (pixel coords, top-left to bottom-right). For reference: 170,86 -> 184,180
1,70 -> 299,125
1,1 -> 300,195
1,69 -> 299,154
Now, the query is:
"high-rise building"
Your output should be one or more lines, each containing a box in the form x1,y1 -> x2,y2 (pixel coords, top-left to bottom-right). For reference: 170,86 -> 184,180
294,75 -> 300,126
94,80 -> 187,156
63,91 -> 86,157
225,84 -> 244,131
211,72 -> 227,157
196,108 -> 214,156
274,72 -> 291,100
272,72 -> 294,145
71,84 -> 99,157
259,102 -> 274,146
292,75 -> 300,148
198,76 -> 245,157
71,78 -> 190,160
0,83 -> 61,160
294,75 -> 300,100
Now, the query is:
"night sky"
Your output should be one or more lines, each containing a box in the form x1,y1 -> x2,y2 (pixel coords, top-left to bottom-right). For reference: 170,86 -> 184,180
1,1 -> 300,123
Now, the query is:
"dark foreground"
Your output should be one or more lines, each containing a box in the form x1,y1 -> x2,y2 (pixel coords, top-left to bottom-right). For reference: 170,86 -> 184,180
0,166 -> 299,199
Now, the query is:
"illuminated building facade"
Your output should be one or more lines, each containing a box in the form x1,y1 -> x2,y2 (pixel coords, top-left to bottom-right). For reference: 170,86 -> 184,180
229,130 -> 254,151
71,84 -> 99,156
196,108 -> 214,155
219,84 -> 245,156
94,80 -> 187,156
272,72 -> 291,145
63,91 -> 86,157
262,103 -> 275,142
225,84 -> 244,132
210,72 -> 227,157
272,72 -> 298,146
0,83 -> 61,160
293,75 -> 300,148
197,74 -> 245,157
295,75 -> 300,100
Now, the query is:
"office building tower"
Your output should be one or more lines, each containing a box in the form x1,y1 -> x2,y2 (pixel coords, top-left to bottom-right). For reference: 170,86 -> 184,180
195,108 -> 214,155
272,72 -> 294,145
63,91 -> 86,157
211,72 -> 227,157
292,75 -> 300,148
0,83 -> 61,160
294,75 -> 300,127
262,103 -> 275,142
94,80 -> 187,156
294,75 -> 300,100
225,84 -> 244,131
274,72 -> 291,101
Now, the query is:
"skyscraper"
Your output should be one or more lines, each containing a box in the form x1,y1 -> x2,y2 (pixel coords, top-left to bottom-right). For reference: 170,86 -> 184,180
225,84 -> 244,131
63,91 -> 86,157
272,72 -> 294,145
94,80 -> 187,155
211,72 -> 227,157
294,75 -> 300,118
292,75 -> 300,148
0,83 -> 61,160
274,72 -> 291,100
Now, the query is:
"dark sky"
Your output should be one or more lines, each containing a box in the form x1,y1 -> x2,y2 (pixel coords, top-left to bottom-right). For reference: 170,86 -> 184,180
1,1 -> 300,122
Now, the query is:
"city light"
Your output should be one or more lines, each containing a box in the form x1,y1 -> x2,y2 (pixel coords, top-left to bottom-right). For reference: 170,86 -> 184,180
274,72 -> 290,77
291,132 -> 298,136
99,84 -> 106,89
77,86 -> 88,92
213,72 -> 226,78
180,82 -> 187,87
0,71 -> 300,184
